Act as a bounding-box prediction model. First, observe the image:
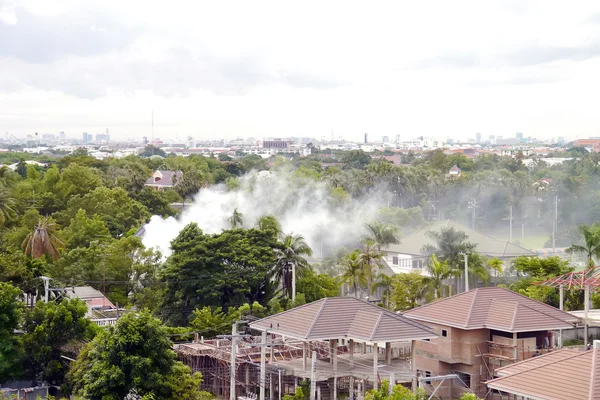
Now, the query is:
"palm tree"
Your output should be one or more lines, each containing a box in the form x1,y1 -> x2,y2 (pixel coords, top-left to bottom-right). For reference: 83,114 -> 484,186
273,233 -> 313,301
339,250 -> 364,297
228,208 -> 244,228
566,224 -> 600,269
0,186 -> 16,225
364,222 -> 400,250
372,273 -> 394,308
428,254 -> 455,299
22,218 -> 64,260
357,239 -> 383,295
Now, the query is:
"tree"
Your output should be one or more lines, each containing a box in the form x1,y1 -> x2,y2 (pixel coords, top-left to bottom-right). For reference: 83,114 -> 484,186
228,208 -> 244,228
67,312 -> 210,400
273,233 -> 313,300
365,222 -> 399,250
256,214 -> 282,237
373,273 -> 394,308
296,268 -> 340,302
358,239 -> 383,295
22,217 -> 64,260
339,250 -> 364,297
23,298 -> 96,384
160,224 -> 278,325
62,209 -> 111,249
427,255 -> 454,299
139,145 -> 167,158
0,186 -> 16,225
56,163 -> 102,200
364,380 -> 427,400
566,224 -> 600,269
0,282 -> 25,383
390,271 -> 432,311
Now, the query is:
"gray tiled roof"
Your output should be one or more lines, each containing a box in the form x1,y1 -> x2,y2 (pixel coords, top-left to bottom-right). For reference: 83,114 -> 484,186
403,287 -> 579,332
249,297 -> 436,342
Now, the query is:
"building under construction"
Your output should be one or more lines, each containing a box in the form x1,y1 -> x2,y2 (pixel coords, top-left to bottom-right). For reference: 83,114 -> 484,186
176,297 -> 436,400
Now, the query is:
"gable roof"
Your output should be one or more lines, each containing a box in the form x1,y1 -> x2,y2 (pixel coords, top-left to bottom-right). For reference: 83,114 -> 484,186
449,164 -> 461,172
249,297 -> 436,342
145,170 -> 183,187
487,349 -> 600,400
383,219 -> 535,258
402,287 -> 579,332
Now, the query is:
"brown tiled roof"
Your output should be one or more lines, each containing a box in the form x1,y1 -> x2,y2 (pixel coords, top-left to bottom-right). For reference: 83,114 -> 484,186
144,170 -> 183,187
402,287 -> 579,333
495,349 -> 580,377
249,297 -> 436,342
487,349 -> 598,400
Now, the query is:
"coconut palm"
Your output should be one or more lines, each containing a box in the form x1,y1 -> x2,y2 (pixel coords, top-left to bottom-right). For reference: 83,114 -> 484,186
566,224 -> 600,269
428,254 -> 455,299
364,222 -> 400,250
0,186 -> 16,225
256,214 -> 282,236
339,250 -> 364,297
357,239 -> 383,295
22,218 -> 64,260
372,273 -> 394,308
228,208 -> 244,228
273,233 -> 313,300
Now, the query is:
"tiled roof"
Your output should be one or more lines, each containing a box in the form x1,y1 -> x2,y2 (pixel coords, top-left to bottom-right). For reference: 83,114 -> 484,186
403,287 -> 579,332
145,170 -> 183,187
487,349 -> 599,400
383,219 -> 535,258
249,297 -> 436,342
495,349 -> 580,377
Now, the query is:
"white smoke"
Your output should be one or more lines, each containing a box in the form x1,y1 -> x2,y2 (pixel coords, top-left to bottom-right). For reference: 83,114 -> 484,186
142,169 -> 388,258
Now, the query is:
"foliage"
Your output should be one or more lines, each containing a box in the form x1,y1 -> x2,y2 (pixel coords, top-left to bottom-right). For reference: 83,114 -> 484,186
22,217 -> 64,260
22,298 -> 97,384
364,380 -> 427,400
357,239 -> 383,295
0,282 -> 24,382
566,224 -> 600,268
67,312 -> 209,400
273,233 -> 313,298
160,224 -> 278,325
339,250 -> 365,297
390,271 -> 433,311
296,268 -> 340,302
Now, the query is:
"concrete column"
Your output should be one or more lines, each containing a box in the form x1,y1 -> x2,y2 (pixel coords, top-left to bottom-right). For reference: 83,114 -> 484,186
332,341 -> 338,372
270,373 -> 274,400
349,340 -> 355,368
513,332 -> 518,361
363,342 -> 367,354
303,342 -> 307,371
385,342 -> 392,365
585,285 -> 590,346
389,373 -> 395,394
411,340 -> 417,392
349,376 -> 354,400
373,342 -> 378,391
333,377 -> 337,400
329,339 -> 335,364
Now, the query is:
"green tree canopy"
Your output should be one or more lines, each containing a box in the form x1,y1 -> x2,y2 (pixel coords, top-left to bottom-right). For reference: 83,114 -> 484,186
0,282 -> 24,382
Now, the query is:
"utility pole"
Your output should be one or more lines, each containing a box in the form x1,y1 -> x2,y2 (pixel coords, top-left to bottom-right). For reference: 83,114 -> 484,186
41,276 -> 51,303
291,262 -> 296,303
509,203 -> 513,243
230,324 -> 237,400
459,253 -> 469,293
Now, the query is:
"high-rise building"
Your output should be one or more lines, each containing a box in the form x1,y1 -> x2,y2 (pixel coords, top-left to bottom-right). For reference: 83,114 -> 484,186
476,132 -> 481,143
82,132 -> 91,143
96,133 -> 110,142
382,136 -> 389,144
364,133 -> 368,144
489,135 -> 496,144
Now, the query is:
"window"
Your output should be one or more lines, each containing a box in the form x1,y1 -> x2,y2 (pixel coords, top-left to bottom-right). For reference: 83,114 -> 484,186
441,329 -> 448,337
412,259 -> 422,269
454,371 -> 471,389
392,256 -> 399,265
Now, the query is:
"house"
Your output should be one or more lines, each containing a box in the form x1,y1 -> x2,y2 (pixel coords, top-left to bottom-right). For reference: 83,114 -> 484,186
402,287 -> 580,398
144,170 -> 183,190
67,286 -> 120,327
486,345 -> 600,399
380,220 -> 536,276
448,164 -> 462,177
178,297 -> 437,400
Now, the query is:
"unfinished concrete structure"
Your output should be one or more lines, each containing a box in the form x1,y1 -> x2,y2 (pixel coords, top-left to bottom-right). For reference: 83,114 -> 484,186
402,287 -> 580,398
177,297 -> 436,400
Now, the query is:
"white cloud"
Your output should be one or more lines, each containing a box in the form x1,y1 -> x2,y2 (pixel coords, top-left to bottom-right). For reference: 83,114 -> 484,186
2,0 -> 600,140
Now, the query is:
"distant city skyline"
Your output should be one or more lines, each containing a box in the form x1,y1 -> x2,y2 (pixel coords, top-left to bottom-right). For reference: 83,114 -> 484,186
2,1 -> 600,141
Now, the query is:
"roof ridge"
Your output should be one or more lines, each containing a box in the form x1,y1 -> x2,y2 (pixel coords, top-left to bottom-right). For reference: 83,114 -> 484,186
403,288 -> 473,314
370,311 -> 385,341
305,298 -> 328,339
510,301 -> 519,331
514,297 -> 579,328
465,288 -> 479,327
388,309 -> 436,335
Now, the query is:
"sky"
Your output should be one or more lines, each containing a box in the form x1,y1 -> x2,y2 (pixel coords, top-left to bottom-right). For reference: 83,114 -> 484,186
2,1 -> 600,142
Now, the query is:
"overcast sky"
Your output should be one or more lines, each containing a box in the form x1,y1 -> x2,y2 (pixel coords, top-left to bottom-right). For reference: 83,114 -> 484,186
2,0 -> 600,142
